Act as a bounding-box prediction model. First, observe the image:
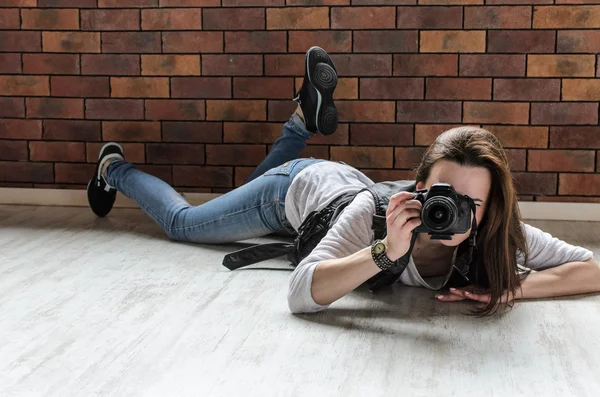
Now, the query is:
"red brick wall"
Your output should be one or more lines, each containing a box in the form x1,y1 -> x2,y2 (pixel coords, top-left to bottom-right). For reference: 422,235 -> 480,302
1,1 -> 599,201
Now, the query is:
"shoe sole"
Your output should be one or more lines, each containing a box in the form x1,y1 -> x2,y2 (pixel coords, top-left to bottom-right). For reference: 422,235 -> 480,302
306,46 -> 336,74
293,46 -> 334,102
311,63 -> 338,136
305,47 -> 338,135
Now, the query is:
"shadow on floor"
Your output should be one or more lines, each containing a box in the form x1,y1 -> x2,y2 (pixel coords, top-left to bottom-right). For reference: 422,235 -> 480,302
0,204 -> 296,261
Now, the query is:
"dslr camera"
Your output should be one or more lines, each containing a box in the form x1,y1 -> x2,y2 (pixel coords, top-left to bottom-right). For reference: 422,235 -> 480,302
412,183 -> 474,240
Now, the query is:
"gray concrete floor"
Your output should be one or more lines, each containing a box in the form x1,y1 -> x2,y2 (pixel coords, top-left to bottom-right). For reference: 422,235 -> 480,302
1,204 -> 599,397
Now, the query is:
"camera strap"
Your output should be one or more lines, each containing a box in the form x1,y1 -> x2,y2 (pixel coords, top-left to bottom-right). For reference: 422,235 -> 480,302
452,197 -> 478,284
222,192 -> 357,270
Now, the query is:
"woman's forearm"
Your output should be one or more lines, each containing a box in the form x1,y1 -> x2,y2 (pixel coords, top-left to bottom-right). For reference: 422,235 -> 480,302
311,247 -> 381,306
518,258 -> 600,300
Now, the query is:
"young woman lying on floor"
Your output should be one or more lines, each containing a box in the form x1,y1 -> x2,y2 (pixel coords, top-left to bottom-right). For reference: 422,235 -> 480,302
86,47 -> 599,316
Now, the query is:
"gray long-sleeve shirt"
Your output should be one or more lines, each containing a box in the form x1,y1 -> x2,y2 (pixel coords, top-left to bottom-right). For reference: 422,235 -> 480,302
284,161 -> 594,314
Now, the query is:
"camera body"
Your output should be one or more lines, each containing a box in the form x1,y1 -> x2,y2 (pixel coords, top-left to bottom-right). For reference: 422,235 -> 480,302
412,183 -> 473,240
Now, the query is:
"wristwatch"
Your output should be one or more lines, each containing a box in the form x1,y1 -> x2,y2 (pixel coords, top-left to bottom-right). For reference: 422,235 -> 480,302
371,240 -> 395,271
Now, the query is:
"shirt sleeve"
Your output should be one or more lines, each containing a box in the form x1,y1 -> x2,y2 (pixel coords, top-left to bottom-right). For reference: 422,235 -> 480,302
287,191 -> 375,314
518,222 -> 594,271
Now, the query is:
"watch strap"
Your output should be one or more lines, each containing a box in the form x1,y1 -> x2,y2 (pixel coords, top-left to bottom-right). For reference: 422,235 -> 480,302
371,240 -> 394,271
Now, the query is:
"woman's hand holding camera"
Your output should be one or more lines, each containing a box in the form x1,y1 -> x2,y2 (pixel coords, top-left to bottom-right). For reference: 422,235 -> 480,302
382,192 -> 423,261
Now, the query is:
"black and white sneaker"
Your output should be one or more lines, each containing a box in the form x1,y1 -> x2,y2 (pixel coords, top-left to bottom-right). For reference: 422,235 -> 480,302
87,142 -> 124,217
293,46 -> 338,135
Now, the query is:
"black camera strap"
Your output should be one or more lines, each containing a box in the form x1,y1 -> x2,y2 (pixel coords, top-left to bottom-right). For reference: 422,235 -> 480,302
222,192 -> 357,270
222,242 -> 295,271
456,197 -> 478,284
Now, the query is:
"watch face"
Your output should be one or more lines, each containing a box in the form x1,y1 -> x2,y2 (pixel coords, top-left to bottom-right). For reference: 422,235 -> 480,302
373,242 -> 385,255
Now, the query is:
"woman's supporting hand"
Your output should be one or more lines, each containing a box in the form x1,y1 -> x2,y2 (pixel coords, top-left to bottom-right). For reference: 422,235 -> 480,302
382,192 -> 423,261
436,257 -> 600,304
436,286 -> 517,305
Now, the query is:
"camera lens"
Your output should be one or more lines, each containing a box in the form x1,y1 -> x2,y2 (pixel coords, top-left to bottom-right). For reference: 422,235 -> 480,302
428,205 -> 449,225
422,197 -> 457,232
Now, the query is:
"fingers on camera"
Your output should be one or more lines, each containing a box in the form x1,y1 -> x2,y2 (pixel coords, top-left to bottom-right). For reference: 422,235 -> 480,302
390,191 -> 414,204
389,192 -> 421,214
389,207 -> 420,227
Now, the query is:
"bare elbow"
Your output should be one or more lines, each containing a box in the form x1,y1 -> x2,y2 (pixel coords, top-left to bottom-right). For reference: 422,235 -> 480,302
585,256 -> 600,272
587,257 -> 600,289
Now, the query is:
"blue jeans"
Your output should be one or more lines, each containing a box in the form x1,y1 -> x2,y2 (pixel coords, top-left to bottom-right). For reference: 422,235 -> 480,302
105,114 -> 323,244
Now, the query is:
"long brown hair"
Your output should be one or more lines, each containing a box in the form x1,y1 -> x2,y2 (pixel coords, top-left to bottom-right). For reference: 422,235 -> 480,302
415,126 -> 528,316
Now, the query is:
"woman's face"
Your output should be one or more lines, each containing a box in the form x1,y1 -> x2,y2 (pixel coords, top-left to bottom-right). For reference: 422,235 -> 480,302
416,160 -> 491,246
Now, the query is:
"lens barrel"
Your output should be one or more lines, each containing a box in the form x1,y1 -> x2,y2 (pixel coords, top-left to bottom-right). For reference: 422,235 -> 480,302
422,196 -> 457,232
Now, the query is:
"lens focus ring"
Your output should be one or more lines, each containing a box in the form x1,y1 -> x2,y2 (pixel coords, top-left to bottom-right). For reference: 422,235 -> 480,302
422,196 -> 458,232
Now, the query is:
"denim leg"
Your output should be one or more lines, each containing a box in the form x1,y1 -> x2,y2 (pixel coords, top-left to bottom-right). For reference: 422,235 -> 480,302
243,113 -> 313,184
104,158 -> 321,243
